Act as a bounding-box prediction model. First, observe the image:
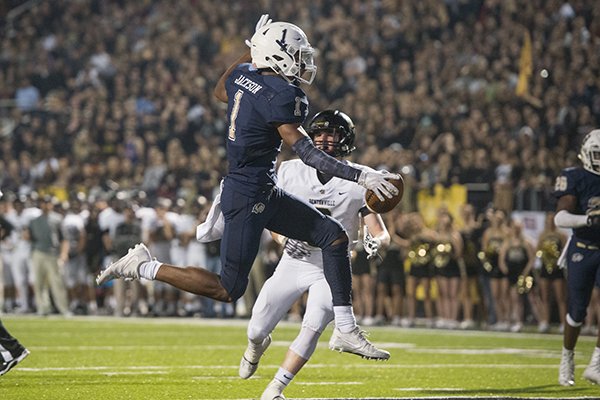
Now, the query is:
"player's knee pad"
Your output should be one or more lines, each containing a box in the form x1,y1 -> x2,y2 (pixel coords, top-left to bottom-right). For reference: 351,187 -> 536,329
566,295 -> 587,326
566,313 -> 584,328
247,321 -> 270,343
315,218 -> 346,249
321,234 -> 349,256
302,307 -> 334,333
289,326 -> 321,360
321,237 -> 352,306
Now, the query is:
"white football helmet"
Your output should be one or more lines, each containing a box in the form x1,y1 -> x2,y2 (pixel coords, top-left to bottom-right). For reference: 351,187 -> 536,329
579,129 -> 600,175
248,21 -> 317,85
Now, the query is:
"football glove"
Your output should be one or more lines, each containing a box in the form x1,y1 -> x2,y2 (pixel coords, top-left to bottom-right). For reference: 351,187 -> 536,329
284,238 -> 311,259
587,206 -> 600,228
363,230 -> 381,260
245,14 -> 272,47
357,170 -> 400,201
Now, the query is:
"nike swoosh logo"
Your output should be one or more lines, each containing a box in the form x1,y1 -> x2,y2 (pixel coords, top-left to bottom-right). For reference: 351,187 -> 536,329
283,374 -> 293,380
338,192 -> 346,195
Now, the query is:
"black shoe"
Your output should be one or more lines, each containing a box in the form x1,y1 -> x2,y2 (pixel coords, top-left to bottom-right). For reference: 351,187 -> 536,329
0,347 -> 30,376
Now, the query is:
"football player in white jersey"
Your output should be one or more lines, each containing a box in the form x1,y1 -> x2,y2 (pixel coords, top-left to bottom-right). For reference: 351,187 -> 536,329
3,196 -> 41,313
59,199 -> 91,314
238,110 -> 392,400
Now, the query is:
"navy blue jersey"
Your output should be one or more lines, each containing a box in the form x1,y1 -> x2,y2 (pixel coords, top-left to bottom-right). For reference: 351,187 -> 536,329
553,167 -> 600,244
224,63 -> 309,193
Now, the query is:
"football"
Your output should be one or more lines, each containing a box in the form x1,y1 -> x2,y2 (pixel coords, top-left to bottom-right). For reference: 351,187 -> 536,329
365,175 -> 404,214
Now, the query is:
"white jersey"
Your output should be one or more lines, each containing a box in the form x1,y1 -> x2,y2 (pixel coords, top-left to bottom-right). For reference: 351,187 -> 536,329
248,159 -> 373,335
61,213 -> 86,237
277,159 -> 369,256
4,207 -> 42,252
98,207 -> 124,239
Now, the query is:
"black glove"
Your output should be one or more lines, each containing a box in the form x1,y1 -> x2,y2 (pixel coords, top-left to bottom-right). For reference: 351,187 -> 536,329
587,207 -> 600,227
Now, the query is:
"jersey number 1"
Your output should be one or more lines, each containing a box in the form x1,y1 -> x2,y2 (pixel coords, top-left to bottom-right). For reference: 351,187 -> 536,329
228,89 -> 244,141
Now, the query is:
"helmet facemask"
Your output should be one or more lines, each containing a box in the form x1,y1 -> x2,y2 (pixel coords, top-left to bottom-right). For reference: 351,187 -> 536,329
312,129 -> 346,157
579,129 -> 600,175
308,110 -> 356,157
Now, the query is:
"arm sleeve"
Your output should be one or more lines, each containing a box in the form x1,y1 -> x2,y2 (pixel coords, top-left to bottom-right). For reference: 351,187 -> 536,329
554,210 -> 588,229
292,136 -> 362,182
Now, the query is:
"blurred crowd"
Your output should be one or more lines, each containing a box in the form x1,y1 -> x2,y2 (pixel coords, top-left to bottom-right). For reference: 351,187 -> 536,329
0,0 -> 599,331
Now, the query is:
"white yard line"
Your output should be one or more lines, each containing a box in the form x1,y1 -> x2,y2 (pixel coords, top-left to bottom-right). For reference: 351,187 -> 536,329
18,362 -> 579,373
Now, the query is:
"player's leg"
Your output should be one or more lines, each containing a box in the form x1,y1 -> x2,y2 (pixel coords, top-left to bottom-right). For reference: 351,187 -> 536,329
582,251 -> 600,384
1,255 -> 16,312
97,244 -> 229,302
240,257 -> 306,379
31,250 -> 50,315
560,245 -> 598,385
266,190 -> 350,307
0,319 -> 29,376
262,276 -> 334,400
97,185 -> 269,303
267,189 -> 389,360
9,252 -> 29,313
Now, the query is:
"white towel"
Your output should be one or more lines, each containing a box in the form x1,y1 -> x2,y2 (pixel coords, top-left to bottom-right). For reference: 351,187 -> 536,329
196,182 -> 225,243
557,235 -> 571,270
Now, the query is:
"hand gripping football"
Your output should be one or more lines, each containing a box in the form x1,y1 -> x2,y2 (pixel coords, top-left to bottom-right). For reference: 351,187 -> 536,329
365,175 -> 404,214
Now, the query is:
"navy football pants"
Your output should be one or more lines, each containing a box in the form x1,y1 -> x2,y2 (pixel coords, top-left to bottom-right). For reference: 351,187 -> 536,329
219,181 -> 351,305
565,239 -> 600,323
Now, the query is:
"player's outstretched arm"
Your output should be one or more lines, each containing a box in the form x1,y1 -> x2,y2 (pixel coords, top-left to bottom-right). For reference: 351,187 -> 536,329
214,50 -> 252,103
278,123 -> 400,200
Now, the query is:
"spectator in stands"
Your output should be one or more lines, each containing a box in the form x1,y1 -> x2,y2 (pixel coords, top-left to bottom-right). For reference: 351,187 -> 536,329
498,219 -> 535,333
535,212 -> 567,333
433,207 -> 464,329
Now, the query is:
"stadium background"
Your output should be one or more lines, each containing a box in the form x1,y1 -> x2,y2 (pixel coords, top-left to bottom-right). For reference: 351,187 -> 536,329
0,0 -> 600,399
0,1 -> 599,397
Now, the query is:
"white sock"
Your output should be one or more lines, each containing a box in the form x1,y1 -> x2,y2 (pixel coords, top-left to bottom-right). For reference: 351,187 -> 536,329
333,305 -> 357,333
139,260 -> 162,280
274,367 -> 294,386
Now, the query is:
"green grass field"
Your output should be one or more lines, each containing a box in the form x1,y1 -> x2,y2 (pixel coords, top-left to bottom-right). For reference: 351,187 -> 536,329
1,316 -> 598,399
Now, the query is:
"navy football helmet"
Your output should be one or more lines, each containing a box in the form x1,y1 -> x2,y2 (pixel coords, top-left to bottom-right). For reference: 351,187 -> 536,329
307,110 -> 356,157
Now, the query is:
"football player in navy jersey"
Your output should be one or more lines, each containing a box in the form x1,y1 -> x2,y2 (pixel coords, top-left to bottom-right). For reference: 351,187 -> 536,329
97,15 -> 398,359
554,129 -> 600,386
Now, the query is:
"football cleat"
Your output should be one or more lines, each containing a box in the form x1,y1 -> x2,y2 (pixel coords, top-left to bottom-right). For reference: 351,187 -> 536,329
558,349 -> 575,386
0,347 -> 30,376
239,335 -> 272,379
260,378 -> 286,400
96,243 -> 152,285
583,348 -> 600,385
329,327 -> 390,360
